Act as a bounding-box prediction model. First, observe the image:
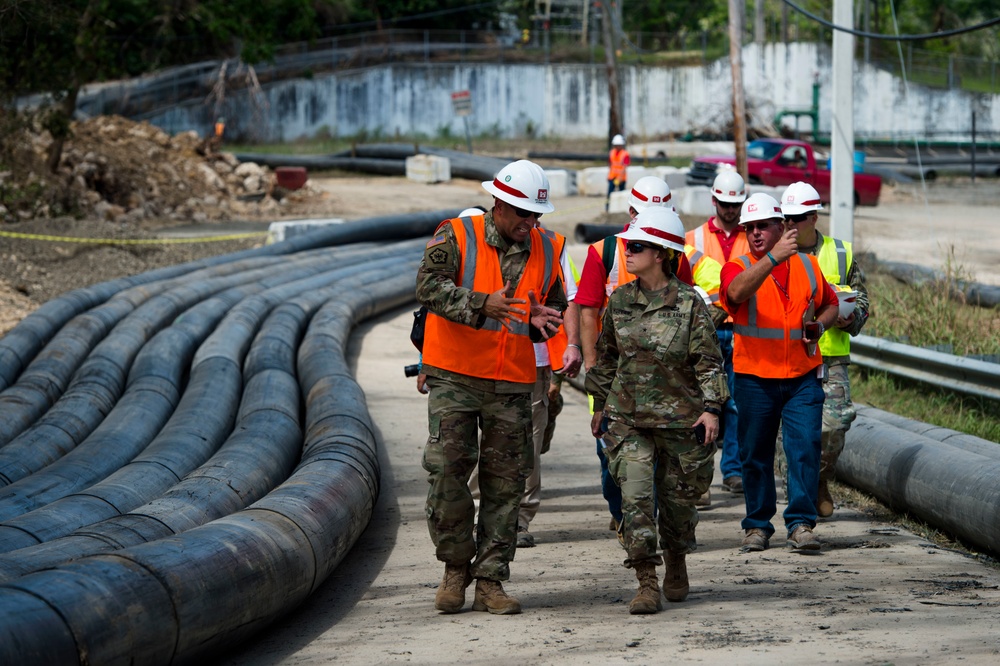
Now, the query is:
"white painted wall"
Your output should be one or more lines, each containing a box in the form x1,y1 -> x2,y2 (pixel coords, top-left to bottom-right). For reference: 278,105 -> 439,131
149,43 -> 998,143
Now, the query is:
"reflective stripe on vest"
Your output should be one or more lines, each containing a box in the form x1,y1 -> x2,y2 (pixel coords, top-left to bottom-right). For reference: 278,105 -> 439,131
686,246 -> 722,304
817,236 -> 853,356
730,253 -> 824,378
423,216 -> 559,383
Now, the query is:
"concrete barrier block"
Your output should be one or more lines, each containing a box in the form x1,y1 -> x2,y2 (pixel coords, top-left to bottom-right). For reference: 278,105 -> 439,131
652,166 -> 689,193
405,155 -> 451,183
544,169 -> 573,197
577,167 -> 608,196
267,218 -> 346,244
608,189 -> 631,214
674,186 -> 715,218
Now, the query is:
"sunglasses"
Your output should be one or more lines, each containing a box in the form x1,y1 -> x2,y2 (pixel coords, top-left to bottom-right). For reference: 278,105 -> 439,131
512,205 -> 542,220
785,214 -> 810,224
716,200 -> 742,209
742,221 -> 777,232
625,241 -> 655,254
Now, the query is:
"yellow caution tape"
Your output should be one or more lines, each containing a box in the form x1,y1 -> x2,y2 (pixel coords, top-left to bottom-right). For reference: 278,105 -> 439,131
0,230 -> 269,244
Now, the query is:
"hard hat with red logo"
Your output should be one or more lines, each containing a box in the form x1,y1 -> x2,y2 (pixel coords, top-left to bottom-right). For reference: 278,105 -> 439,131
711,170 -> 747,203
627,176 -> 672,213
740,192 -> 784,225
611,134 -> 626,146
780,181 -> 824,215
482,160 -> 554,214
617,206 -> 686,252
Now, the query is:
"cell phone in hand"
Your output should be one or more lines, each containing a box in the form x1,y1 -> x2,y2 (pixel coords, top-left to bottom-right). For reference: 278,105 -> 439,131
804,321 -> 822,340
693,423 -> 706,445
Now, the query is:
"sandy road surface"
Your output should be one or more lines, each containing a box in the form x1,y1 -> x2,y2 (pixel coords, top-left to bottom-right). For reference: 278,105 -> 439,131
221,306 -> 1000,665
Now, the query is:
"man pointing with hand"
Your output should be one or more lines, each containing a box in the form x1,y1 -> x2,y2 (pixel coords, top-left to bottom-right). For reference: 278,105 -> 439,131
417,160 -> 568,616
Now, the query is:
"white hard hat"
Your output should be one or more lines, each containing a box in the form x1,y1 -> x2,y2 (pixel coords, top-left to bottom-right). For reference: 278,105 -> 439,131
611,134 -> 626,146
482,160 -> 554,214
780,181 -> 823,215
711,170 -> 747,203
617,206 -> 686,252
740,192 -> 784,225
628,176 -> 671,213
458,206 -> 486,218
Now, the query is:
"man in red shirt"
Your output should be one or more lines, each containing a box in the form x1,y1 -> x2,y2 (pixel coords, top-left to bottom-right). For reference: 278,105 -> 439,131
719,193 -> 838,554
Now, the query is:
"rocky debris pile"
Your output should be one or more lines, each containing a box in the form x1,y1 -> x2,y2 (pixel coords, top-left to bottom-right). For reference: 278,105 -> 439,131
0,115 -> 325,224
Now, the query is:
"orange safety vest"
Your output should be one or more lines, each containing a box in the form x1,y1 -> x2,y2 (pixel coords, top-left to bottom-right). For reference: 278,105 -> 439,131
687,221 -> 750,323
608,148 -> 628,183
728,253 -> 825,379
423,216 -> 562,384
538,227 -> 569,372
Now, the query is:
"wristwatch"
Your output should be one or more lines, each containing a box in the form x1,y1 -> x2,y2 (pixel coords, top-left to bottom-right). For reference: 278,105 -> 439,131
703,406 -> 722,417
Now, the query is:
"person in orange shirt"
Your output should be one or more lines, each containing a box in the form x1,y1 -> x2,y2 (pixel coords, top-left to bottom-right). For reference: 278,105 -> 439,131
605,134 -> 630,211
718,193 -> 839,554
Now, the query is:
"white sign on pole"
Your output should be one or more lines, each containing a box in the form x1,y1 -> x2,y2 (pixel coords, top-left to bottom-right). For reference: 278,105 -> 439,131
451,90 -> 472,117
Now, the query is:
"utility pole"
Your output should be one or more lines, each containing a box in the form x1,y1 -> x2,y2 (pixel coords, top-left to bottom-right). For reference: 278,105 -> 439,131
729,0 -> 748,180
754,0 -> 764,45
599,1 -> 623,142
830,0 -> 854,242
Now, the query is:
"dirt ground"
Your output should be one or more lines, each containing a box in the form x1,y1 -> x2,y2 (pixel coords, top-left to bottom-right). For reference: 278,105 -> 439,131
3,163 -> 1000,663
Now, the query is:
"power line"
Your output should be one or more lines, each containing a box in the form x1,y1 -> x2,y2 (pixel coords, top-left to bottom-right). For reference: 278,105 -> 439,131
782,0 -> 1000,41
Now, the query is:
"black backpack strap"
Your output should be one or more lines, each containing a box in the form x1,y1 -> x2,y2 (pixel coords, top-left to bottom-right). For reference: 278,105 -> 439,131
602,236 -> 616,277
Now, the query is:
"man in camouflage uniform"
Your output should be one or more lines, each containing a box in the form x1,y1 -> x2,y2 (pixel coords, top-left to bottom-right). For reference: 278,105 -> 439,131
585,207 -> 728,614
778,182 -> 869,517
417,160 -> 567,615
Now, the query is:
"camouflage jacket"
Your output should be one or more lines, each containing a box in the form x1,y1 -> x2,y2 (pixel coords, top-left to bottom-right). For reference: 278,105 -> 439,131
416,211 -> 568,393
586,277 -> 728,428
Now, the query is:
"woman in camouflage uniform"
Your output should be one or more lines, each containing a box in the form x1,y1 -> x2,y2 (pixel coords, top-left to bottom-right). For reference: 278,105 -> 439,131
586,207 -> 728,615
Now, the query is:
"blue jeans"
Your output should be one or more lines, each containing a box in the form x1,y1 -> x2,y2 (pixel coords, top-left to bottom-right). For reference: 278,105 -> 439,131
734,371 -> 823,537
716,327 -> 741,480
597,438 -> 624,524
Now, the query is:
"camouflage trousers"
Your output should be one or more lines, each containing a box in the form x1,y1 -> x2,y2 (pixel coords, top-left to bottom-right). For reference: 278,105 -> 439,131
775,362 -> 857,483
422,375 -> 532,581
603,419 -> 716,566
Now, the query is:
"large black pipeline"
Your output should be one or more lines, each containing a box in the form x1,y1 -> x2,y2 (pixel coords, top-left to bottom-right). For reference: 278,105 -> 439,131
0,209 -> 457,391
0,250 -> 422,553
0,273 -> 416,664
574,223 -> 623,244
839,412 -> 1000,557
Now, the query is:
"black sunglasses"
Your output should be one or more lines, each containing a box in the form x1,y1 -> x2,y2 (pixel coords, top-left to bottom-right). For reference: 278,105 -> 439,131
625,241 -> 655,254
785,214 -> 810,224
742,221 -> 777,232
716,199 -> 742,209
512,205 -> 542,220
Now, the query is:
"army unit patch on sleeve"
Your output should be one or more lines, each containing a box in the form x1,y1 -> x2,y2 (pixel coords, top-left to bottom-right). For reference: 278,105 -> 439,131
428,247 -> 449,265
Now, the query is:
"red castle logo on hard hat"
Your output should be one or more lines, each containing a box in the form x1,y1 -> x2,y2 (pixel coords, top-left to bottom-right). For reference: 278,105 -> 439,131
652,196 -> 661,203
747,203 -> 758,212
787,195 -> 795,202
537,189 -> 548,202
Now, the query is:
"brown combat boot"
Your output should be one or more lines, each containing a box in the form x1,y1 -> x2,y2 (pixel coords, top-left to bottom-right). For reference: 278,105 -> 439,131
817,479 -> 835,518
472,579 -> 522,615
662,551 -> 689,602
434,563 -> 472,613
628,561 -> 662,614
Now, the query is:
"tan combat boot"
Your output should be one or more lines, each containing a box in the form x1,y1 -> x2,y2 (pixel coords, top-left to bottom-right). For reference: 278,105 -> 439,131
472,579 -> 522,615
817,479 -> 835,518
434,563 -> 472,613
662,551 -> 689,602
628,561 -> 662,614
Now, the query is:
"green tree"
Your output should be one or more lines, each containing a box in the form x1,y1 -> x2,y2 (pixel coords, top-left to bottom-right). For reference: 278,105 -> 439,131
0,0 -> 349,172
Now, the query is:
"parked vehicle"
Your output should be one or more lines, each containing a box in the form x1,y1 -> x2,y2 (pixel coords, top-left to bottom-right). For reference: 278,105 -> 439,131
686,138 -> 882,206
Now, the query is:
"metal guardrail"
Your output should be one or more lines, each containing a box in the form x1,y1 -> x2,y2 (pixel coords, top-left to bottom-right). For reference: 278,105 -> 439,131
850,334 -> 1000,402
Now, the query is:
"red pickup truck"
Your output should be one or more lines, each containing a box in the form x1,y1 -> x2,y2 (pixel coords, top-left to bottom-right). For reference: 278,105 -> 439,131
685,138 -> 882,207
